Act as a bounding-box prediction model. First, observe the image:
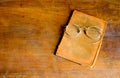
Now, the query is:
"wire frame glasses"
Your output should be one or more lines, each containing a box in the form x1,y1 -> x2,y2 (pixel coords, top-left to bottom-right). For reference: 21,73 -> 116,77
65,24 -> 102,43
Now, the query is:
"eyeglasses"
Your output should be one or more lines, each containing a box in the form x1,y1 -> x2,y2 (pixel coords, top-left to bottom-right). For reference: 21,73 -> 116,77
65,24 -> 102,43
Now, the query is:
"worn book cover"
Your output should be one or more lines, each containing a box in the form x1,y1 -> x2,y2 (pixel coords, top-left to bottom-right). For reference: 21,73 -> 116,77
56,10 -> 107,68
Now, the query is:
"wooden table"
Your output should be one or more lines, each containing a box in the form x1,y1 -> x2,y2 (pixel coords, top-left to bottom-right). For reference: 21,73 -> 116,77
0,0 -> 120,78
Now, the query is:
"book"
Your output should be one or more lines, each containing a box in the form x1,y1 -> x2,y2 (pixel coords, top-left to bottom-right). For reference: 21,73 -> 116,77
56,10 -> 107,68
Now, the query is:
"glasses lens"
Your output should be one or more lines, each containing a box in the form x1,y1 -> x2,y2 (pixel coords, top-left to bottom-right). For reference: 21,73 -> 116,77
65,24 -> 79,38
86,26 -> 101,39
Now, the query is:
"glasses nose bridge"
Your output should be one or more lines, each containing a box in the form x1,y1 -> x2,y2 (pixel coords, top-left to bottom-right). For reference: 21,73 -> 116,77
73,24 -> 87,30
79,26 -> 87,32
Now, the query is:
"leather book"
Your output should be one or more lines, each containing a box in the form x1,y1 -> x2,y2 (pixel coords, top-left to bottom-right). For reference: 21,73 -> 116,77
56,10 -> 107,68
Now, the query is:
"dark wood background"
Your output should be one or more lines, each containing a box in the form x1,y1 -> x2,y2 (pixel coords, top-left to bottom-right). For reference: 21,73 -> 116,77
0,0 -> 120,78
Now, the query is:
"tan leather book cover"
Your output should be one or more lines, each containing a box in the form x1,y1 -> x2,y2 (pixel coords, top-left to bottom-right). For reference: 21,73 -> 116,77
56,10 -> 107,68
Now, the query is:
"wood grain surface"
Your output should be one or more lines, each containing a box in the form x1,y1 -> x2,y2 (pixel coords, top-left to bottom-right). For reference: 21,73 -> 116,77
0,0 -> 120,78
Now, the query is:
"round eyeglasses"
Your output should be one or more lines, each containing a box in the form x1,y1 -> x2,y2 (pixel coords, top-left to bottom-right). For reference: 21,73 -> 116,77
65,24 -> 102,43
